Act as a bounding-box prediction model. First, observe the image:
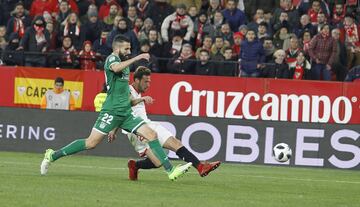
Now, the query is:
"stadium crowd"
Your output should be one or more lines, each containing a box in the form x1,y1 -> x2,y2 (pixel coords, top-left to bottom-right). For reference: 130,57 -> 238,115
0,0 -> 359,81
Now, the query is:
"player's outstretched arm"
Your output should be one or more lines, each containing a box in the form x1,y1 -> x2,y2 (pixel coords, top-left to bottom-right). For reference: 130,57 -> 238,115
111,53 -> 150,73
130,96 -> 154,106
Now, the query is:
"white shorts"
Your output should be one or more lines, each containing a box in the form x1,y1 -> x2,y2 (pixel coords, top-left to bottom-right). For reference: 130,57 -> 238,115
127,122 -> 173,157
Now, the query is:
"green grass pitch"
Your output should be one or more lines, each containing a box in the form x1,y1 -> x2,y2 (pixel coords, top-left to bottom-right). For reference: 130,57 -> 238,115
0,151 -> 359,207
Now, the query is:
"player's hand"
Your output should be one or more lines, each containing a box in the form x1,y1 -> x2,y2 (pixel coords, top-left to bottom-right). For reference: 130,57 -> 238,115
142,96 -> 154,104
326,64 -> 331,70
108,130 -> 117,143
137,53 -> 150,61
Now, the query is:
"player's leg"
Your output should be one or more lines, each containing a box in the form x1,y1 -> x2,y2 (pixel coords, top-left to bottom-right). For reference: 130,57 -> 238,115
122,115 -> 191,180
127,132 -> 159,180
150,122 -> 220,177
40,111 -> 117,175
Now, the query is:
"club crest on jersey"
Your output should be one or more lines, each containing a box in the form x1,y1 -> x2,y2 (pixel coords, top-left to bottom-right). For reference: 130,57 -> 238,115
99,122 -> 107,129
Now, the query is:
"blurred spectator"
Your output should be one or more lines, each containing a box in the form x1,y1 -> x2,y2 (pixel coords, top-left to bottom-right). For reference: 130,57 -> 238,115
331,3 -> 346,27
257,22 -> 270,40
83,10 -> 103,43
209,11 -> 225,37
3,33 -> 23,66
188,6 -> 198,22
345,65 -> 360,82
331,28 -> 347,81
46,21 -> 58,51
207,0 -> 222,20
56,0 -> 72,24
52,36 -> 79,68
167,43 -> 196,74
80,4 -> 98,23
273,11 -> 291,33
7,2 -> 32,39
76,0 -> 92,17
273,26 -> 291,50
238,24 -> 248,37
93,29 -> 111,57
261,49 -> 289,79
273,0 -> 299,32
138,18 -> 155,42
219,23 -> 234,45
306,0 -> 329,25
193,11 -> 213,48
30,0 -> 51,18
161,3 -> 194,43
289,50 -> 312,80
148,0 -> 174,30
314,12 -> 327,33
293,14 -> 316,38
211,35 -> 225,60
133,40 -> 160,72
0,26 -> 8,51
148,28 -> 163,57
195,35 -> 212,58
232,32 -> 243,58
59,12 -> 85,49
98,0 -> 121,20
127,6 -> 138,27
239,29 -> 265,77
103,3 -> 122,28
107,18 -> 139,55
136,0 -> 154,19
222,0 -> 246,32
214,46 -> 237,76
242,0 -> 276,21
19,16 -> 50,67
195,49 -> 214,75
41,77 -> 76,110
78,41 -> 98,70
285,35 -> 301,65
340,14 -> 360,69
48,0 -> 79,15
308,24 -> 337,80
247,9 -> 265,32
300,30 -> 312,56
263,37 -> 275,62
133,17 -> 144,37
162,32 -> 184,59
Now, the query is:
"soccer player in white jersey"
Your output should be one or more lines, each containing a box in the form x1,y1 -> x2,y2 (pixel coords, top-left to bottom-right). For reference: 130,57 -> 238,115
108,66 -> 220,180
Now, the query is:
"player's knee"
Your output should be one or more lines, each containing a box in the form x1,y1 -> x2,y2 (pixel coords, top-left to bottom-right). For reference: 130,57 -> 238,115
85,138 -> 98,149
146,130 -> 157,141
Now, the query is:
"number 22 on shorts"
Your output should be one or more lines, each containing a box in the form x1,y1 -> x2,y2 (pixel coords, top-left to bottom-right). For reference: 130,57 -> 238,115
101,113 -> 113,124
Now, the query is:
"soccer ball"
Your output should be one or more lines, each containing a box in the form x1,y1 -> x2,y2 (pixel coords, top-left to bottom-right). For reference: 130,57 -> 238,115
273,143 -> 292,162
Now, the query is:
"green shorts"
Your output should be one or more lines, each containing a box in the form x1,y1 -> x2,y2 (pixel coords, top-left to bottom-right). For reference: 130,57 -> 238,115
93,110 -> 145,135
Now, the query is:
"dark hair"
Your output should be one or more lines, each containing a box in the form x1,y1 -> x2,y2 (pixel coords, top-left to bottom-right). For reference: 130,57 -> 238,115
224,46 -> 232,51
263,36 -> 273,41
134,66 -> 151,80
113,34 -> 130,44
55,77 -> 64,85
214,35 -> 224,40
199,49 -> 209,55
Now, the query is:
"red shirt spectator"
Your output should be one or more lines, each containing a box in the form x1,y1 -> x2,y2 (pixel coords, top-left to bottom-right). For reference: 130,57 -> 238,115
78,41 -> 97,70
98,0 -> 121,20
30,0 -> 51,17
48,0 -> 79,14
307,0 -> 323,24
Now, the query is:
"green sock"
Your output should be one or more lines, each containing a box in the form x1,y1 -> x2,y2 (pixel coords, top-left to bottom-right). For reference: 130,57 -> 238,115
148,139 -> 173,173
51,139 -> 86,161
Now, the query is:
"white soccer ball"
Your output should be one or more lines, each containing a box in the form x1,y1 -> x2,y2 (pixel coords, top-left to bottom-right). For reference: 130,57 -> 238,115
273,143 -> 292,162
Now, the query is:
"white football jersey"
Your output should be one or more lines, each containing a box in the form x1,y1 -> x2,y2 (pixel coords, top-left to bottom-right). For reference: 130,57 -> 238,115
129,85 -> 150,122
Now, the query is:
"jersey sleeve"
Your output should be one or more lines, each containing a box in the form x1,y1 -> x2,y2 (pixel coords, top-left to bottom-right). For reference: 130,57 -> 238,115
106,55 -> 121,71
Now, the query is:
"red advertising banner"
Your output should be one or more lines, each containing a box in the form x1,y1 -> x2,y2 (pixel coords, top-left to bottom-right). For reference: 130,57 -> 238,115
0,66 -> 359,124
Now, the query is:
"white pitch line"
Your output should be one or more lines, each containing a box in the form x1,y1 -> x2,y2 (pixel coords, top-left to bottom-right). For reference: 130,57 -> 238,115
0,160 -> 359,185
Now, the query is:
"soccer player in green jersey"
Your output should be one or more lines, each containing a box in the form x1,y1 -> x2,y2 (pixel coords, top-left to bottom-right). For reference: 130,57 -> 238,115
40,35 -> 192,181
